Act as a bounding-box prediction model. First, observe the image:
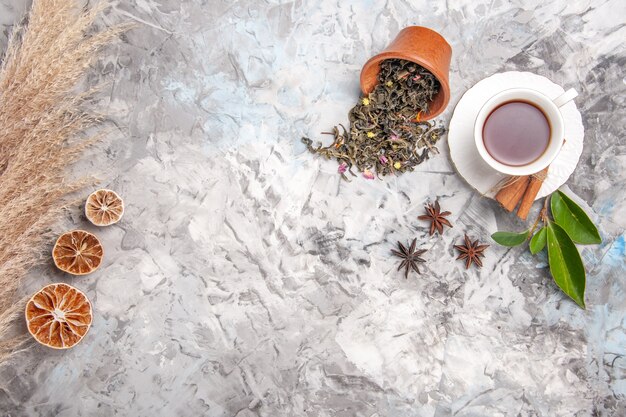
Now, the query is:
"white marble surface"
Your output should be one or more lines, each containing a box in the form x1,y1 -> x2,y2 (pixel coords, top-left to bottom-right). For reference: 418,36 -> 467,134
1,0 -> 625,416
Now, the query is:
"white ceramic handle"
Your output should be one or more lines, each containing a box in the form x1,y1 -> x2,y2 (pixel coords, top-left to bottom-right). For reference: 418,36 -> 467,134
553,88 -> 578,108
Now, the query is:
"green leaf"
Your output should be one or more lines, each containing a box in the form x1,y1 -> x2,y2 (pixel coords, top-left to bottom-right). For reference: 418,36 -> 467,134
491,230 -> 529,247
529,227 -> 547,254
551,191 -> 601,245
546,222 -> 586,308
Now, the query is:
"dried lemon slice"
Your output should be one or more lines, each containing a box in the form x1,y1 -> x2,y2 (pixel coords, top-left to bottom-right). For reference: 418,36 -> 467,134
25,283 -> 93,349
52,230 -> 103,275
85,189 -> 124,226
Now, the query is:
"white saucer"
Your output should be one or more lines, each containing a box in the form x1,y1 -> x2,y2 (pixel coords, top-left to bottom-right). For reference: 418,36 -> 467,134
448,71 -> 584,200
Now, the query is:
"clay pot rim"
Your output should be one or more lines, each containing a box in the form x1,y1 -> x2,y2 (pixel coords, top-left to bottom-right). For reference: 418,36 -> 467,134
359,28 -> 451,120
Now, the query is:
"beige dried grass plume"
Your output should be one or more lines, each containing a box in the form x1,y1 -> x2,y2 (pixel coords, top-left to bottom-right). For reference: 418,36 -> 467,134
0,0 -> 124,362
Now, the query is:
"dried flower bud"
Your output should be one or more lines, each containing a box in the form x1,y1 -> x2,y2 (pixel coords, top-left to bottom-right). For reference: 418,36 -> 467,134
363,169 -> 375,180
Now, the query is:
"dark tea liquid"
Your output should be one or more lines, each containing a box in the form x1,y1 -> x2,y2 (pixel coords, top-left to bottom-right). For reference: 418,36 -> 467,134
483,101 -> 550,166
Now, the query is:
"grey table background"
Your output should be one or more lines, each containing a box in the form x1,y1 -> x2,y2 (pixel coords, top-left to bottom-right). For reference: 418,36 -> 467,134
0,0 -> 625,416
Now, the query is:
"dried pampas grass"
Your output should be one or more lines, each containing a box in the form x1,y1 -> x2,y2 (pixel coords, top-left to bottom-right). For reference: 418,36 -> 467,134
0,0 -> 124,362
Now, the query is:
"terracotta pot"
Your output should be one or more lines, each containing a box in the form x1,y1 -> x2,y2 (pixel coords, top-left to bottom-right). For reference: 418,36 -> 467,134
360,26 -> 452,120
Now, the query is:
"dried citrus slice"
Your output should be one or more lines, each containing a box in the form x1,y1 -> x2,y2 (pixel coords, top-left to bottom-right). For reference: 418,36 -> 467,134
85,189 -> 124,226
25,283 -> 92,349
52,230 -> 103,275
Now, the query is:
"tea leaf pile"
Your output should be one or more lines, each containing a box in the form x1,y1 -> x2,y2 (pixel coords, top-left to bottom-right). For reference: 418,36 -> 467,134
302,59 -> 446,180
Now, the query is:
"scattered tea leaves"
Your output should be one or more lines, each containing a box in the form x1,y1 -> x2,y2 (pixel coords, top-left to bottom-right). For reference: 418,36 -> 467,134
546,222 -> 586,308
551,191 -> 601,245
491,230 -> 529,247
529,227 -> 547,254
302,59 -> 445,179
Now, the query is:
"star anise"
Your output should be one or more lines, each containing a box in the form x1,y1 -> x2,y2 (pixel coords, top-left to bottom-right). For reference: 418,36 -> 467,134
418,201 -> 452,235
454,234 -> 489,269
391,238 -> 427,279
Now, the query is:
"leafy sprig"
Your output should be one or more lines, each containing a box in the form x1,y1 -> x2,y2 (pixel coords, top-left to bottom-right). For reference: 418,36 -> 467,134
491,190 -> 601,308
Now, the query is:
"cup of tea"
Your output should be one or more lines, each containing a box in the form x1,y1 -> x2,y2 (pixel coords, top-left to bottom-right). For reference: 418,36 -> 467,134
474,87 -> 578,176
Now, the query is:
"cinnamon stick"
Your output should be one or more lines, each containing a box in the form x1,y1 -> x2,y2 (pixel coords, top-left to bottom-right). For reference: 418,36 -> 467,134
495,176 -> 530,212
517,167 -> 549,220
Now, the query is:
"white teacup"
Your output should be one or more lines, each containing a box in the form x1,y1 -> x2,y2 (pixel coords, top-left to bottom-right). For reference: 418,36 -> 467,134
474,87 -> 578,176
